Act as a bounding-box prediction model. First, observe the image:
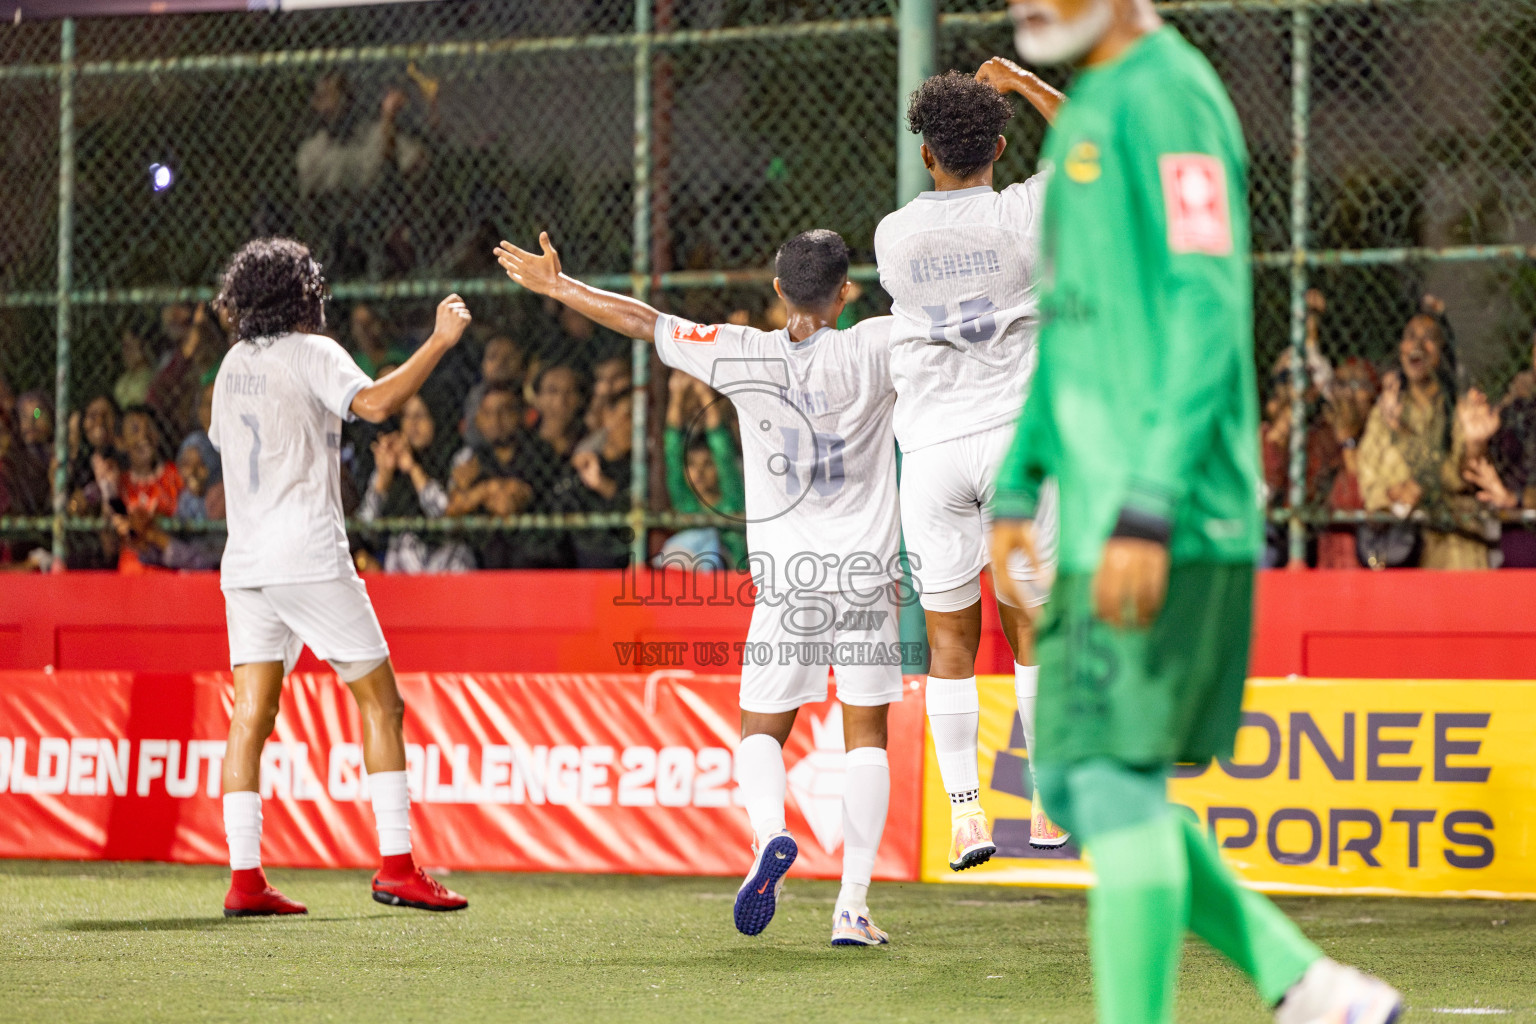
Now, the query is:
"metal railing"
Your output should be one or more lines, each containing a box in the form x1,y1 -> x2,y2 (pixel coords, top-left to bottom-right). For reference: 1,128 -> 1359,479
0,0 -> 1532,572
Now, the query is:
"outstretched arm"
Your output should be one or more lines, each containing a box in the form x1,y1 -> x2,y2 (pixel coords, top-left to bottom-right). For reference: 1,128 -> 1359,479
496,232 -> 660,343
976,57 -> 1065,125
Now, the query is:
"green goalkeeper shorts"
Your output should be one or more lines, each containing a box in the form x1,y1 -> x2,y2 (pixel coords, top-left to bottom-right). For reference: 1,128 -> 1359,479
1034,561 -> 1254,767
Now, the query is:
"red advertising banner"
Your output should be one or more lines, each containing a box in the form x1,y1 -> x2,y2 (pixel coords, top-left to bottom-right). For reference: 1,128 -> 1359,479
0,672 -> 924,881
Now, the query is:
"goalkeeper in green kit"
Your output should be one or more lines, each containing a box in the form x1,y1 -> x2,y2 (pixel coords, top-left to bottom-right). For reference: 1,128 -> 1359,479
985,1 -> 1403,1022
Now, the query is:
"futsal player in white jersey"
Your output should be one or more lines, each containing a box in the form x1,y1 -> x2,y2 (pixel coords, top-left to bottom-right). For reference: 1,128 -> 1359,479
497,229 -> 901,947
874,67 -> 1069,868
210,238 -> 470,917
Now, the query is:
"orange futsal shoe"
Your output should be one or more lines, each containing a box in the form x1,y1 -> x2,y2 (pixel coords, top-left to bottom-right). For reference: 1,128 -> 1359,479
1029,789 -> 1072,850
223,868 -> 308,917
947,810 -> 997,872
371,854 -> 469,912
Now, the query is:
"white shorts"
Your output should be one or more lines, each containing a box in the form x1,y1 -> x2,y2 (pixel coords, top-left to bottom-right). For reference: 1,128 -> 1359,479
900,423 -> 1058,612
739,583 -> 906,714
224,576 -> 390,679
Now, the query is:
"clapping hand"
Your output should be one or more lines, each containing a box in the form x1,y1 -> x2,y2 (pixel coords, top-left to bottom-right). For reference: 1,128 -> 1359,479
395,438 -> 418,476
1324,390 -> 1367,444
666,370 -> 697,429
693,378 -> 725,430
1457,388 -> 1500,450
1464,457 -> 1516,509
1379,372 -> 1403,433
91,451 -> 118,500
483,477 -> 532,517
572,450 -> 608,493
371,432 -> 401,484
1500,370 -> 1535,410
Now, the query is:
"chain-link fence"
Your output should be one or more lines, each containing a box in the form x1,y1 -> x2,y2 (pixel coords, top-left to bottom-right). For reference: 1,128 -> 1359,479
1,0 -> 1534,571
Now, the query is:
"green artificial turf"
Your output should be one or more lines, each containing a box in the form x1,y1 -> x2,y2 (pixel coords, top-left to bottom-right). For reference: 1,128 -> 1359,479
1,860 -> 1530,1023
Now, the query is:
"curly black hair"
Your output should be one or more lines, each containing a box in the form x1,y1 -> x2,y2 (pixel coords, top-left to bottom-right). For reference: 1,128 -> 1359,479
906,70 -> 1014,180
216,237 -> 327,343
774,229 -> 849,308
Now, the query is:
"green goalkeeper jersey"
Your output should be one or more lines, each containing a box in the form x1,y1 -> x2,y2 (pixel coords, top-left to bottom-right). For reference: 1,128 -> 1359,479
993,26 -> 1262,574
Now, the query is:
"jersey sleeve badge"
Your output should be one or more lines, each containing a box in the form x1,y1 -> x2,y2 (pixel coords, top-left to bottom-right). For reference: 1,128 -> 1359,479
1064,141 -> 1101,183
672,322 -> 722,344
1159,153 -> 1232,256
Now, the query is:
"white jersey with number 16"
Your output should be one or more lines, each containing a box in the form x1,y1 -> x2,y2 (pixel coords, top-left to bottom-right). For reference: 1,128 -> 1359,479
209,331 -> 372,590
875,173 -> 1048,453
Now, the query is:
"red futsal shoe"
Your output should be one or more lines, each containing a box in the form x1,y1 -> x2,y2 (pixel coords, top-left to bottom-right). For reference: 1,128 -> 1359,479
223,868 -> 308,917
371,854 -> 468,912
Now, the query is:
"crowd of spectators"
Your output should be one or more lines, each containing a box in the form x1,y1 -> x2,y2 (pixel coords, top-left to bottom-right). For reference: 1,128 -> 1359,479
0,287 -> 759,575
0,70 -> 793,575
1262,290 -> 1536,569
8,277 -> 1535,574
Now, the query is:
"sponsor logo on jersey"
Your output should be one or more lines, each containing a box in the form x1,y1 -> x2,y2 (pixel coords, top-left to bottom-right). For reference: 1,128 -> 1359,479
1064,140 -> 1101,183
1160,153 -> 1233,255
672,323 -> 722,345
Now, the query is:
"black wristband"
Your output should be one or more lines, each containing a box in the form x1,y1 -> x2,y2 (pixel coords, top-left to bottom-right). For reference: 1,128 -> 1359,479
1111,506 -> 1172,546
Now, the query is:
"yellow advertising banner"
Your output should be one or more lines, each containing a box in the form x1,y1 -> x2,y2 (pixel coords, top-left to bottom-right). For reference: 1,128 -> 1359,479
920,678 -> 1536,899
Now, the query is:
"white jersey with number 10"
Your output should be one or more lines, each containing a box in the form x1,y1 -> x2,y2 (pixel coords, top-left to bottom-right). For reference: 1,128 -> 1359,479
653,313 -> 900,590
875,173 -> 1048,453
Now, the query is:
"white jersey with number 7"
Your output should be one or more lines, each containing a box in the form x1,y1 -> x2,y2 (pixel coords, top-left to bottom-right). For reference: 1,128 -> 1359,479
209,331 -> 372,590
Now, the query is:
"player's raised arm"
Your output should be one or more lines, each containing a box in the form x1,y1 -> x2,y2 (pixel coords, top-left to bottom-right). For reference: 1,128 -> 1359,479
976,56 -> 1065,125
351,294 -> 472,423
496,232 -> 660,343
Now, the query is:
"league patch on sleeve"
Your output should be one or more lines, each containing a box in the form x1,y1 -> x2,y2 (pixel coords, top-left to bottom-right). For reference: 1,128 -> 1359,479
1159,154 -> 1232,255
672,323 -> 722,344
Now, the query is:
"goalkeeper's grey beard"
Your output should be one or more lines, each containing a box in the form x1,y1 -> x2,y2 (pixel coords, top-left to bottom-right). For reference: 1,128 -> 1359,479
1013,0 -> 1113,67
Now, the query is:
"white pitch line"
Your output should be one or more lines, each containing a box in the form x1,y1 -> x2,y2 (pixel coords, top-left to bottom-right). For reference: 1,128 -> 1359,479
1430,1009 -> 1510,1016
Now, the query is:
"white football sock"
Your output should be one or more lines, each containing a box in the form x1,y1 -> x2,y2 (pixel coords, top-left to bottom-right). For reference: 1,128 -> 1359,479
838,745 -> 889,916
223,790 -> 262,871
926,676 -> 981,812
1014,662 -> 1039,764
368,770 -> 412,857
735,733 -> 787,848
1016,661 -> 1058,821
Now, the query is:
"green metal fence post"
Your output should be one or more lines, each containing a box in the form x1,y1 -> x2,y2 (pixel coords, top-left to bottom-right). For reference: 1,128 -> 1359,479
628,0 -> 654,570
50,18 -> 77,569
896,0 -> 936,206
896,1 -> 937,672
1285,4 -> 1311,568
